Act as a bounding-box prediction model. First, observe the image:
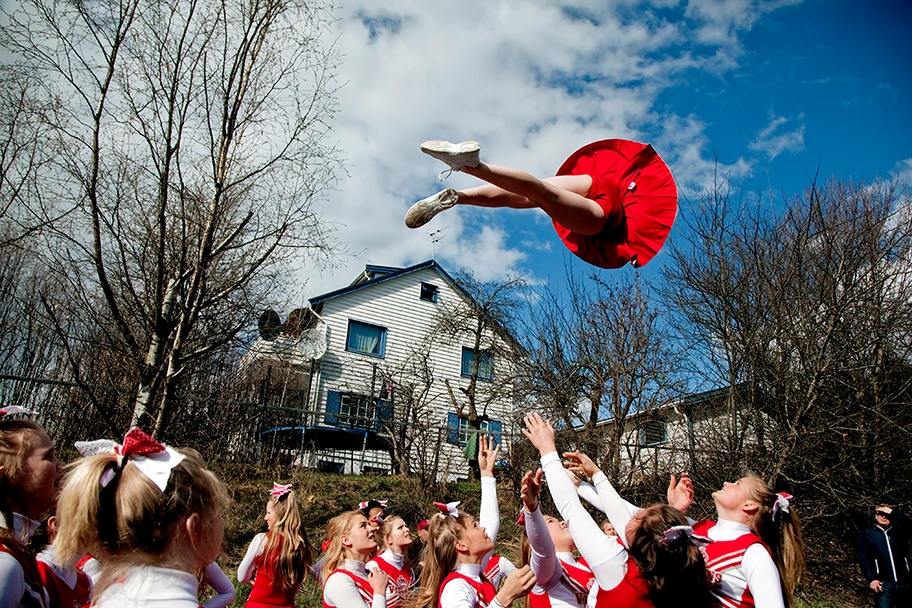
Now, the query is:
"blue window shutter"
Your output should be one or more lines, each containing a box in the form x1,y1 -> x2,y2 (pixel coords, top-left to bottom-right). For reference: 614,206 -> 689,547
325,390 -> 341,425
488,419 -> 503,447
376,399 -> 392,431
446,412 -> 460,445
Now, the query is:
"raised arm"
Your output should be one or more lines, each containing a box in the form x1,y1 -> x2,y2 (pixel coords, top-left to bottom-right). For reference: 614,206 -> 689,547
522,413 -> 627,591
521,469 -> 561,591
477,434 -> 501,569
564,451 -> 634,549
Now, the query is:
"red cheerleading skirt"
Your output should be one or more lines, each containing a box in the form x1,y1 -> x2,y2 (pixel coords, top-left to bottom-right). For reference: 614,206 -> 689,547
552,139 -> 678,269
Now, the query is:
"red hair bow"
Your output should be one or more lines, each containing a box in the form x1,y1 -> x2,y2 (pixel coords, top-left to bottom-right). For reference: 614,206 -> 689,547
271,483 -> 293,499
433,501 -> 460,518
116,427 -> 166,457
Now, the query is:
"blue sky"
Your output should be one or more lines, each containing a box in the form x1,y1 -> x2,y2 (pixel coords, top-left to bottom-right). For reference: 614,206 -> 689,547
299,0 -> 912,299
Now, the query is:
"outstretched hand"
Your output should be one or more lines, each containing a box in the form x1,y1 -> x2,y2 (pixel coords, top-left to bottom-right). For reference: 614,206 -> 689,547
563,450 -> 601,480
496,565 -> 537,606
478,434 -> 501,478
522,413 -> 557,455
521,469 -> 544,512
667,473 -> 694,513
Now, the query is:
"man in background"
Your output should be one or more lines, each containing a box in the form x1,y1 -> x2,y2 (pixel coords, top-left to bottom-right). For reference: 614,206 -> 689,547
859,505 -> 911,607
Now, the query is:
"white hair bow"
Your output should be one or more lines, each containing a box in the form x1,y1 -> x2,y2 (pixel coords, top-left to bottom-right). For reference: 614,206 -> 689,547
662,525 -> 712,547
433,501 -> 461,518
75,427 -> 185,492
0,406 -> 37,417
772,492 -> 792,521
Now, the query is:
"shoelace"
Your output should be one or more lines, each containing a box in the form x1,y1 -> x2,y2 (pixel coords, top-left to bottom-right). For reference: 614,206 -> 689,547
438,168 -> 455,181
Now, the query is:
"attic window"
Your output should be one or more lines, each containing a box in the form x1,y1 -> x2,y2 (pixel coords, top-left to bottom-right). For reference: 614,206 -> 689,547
639,421 -> 667,447
420,282 -> 439,303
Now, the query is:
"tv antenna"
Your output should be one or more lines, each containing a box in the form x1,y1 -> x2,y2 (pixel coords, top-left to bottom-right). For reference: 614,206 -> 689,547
427,226 -> 449,259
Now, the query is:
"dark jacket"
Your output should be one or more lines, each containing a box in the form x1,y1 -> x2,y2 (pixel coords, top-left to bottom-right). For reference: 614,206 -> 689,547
859,510 -> 912,584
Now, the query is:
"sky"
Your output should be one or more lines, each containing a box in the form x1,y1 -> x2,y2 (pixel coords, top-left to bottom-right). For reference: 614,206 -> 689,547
294,0 -> 912,299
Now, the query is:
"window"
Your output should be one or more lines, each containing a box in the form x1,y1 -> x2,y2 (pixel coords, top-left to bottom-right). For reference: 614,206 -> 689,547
340,392 -> 376,429
318,460 -> 344,474
639,420 -> 667,447
461,347 -> 494,381
420,282 -> 439,302
346,320 -> 387,358
446,413 -> 503,447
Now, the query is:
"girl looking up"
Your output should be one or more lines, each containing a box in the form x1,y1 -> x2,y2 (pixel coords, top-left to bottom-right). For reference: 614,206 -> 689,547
0,415 -> 64,608
321,511 -> 388,608
522,413 -> 709,608
238,483 -> 313,608
410,435 -> 537,608
55,427 -> 226,608
367,516 -> 416,607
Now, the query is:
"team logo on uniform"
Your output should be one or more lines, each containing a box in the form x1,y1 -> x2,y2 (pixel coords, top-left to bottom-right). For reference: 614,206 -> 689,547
396,575 -> 409,587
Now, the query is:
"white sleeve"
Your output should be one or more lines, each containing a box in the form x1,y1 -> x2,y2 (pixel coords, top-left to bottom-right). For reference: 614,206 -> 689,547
478,477 -> 499,569
202,561 -> 237,608
591,472 -> 634,549
238,533 -> 267,583
540,452 -> 627,591
578,481 -> 641,518
497,555 -> 515,578
80,557 -> 102,586
323,571 -> 387,608
0,553 -> 26,608
439,577 -> 506,608
742,544 -> 786,608
524,505 -> 562,592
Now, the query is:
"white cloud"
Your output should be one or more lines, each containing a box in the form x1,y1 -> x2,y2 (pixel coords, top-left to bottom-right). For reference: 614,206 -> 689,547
892,158 -> 912,187
748,111 -> 806,160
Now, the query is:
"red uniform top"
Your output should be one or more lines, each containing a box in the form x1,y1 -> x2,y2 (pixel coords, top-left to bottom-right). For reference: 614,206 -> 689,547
367,554 -> 415,607
322,569 -> 374,608
439,571 -> 497,608
529,557 -> 595,608
246,536 -> 301,608
593,557 -> 653,608
692,520 -> 765,608
35,560 -> 92,608
553,139 -> 678,269
0,544 -> 48,608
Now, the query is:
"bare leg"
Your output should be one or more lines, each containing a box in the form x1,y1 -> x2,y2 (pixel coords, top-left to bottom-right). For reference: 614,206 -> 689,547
457,163 -> 605,235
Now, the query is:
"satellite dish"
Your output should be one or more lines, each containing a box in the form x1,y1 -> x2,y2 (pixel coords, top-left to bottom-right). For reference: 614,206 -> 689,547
258,309 -> 282,341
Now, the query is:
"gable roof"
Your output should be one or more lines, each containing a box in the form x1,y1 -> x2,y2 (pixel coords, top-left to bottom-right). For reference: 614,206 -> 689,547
308,260 -> 467,306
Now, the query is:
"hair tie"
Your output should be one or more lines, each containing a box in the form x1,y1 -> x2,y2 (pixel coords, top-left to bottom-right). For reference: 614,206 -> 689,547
771,492 -> 792,521
271,482 -> 293,499
75,427 -> 184,492
516,510 -> 527,526
0,406 -> 37,417
433,501 -> 460,518
661,525 -> 711,547
320,539 -> 331,552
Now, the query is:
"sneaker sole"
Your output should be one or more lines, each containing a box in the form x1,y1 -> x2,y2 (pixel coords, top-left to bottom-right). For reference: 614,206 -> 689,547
420,140 -> 480,156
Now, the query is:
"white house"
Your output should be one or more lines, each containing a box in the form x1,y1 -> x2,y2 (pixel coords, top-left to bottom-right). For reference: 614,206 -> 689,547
248,260 -> 519,481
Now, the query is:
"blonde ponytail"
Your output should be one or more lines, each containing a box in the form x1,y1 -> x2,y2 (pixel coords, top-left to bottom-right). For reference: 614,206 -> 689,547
263,489 -> 313,589
321,510 -> 366,585
407,512 -> 468,608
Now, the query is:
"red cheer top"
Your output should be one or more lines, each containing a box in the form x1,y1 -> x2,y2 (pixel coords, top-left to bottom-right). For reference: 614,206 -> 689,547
553,139 -> 677,269
692,520 -> 766,608
246,535 -> 301,608
593,556 -> 653,607
439,571 -> 497,608
36,560 -> 92,608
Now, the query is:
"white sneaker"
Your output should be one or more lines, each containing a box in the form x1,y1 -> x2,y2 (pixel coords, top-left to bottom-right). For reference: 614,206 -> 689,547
405,189 -> 458,228
420,140 -> 480,172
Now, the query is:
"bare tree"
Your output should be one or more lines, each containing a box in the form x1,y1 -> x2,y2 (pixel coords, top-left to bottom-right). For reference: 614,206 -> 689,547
1,0 -> 342,436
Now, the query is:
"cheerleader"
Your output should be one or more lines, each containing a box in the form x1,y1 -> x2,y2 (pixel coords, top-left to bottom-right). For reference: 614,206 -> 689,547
406,139 -> 677,270
238,482 -> 313,608
519,469 -> 594,608
672,473 -> 806,608
35,515 -> 92,608
321,510 -> 388,608
0,415 -> 64,608
367,516 -> 416,607
409,435 -> 537,608
360,500 -> 388,529
522,413 -> 709,608
54,427 -> 227,607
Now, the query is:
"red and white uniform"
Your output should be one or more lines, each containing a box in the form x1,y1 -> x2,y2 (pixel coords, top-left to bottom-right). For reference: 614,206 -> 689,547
36,545 -> 92,608
482,555 -> 515,591
238,533 -> 300,608
76,554 -> 102,587
691,520 -> 784,608
592,557 -> 652,607
0,512 -> 49,608
523,502 -> 594,608
367,550 -> 415,607
439,564 -> 504,608
322,560 -> 386,608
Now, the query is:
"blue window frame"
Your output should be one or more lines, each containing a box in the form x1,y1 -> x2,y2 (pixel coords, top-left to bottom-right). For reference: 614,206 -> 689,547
420,282 -> 439,302
446,412 -> 503,447
346,320 -> 387,358
461,347 -> 493,381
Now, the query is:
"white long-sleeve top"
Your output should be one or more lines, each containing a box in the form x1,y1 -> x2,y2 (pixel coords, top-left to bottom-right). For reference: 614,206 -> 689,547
477,477 -> 499,571
201,562 -> 237,608
524,503 -> 591,608
577,481 -> 641,519
322,559 -> 386,608
0,512 -> 48,608
439,563 -> 507,608
541,452 -> 631,592
703,519 -> 785,608
237,532 -> 267,583
93,566 -> 199,607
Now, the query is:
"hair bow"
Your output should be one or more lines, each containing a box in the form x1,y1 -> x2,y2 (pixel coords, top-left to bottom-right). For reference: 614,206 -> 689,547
417,519 -> 429,531
661,525 -> 712,547
0,406 -> 38,417
74,427 -> 184,492
771,492 -> 792,521
271,483 -> 293,499
358,500 -> 388,510
516,509 -> 526,526
320,539 -> 331,552
433,501 -> 460,518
